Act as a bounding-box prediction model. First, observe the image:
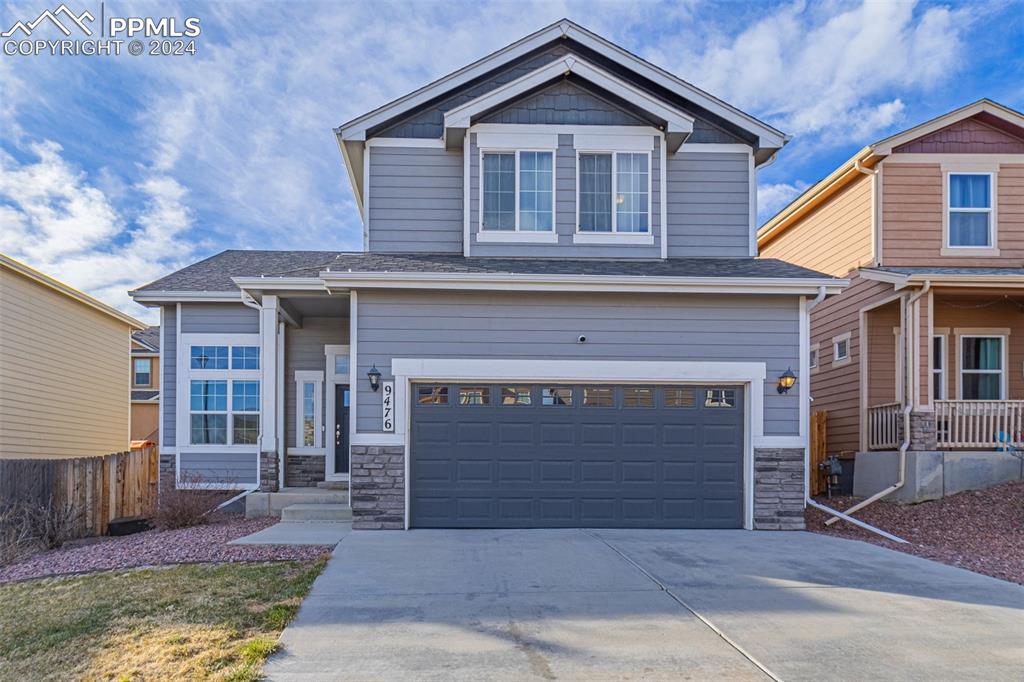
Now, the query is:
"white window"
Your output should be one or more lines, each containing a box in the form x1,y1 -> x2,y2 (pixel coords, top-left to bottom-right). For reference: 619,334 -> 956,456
959,335 -> 1005,400
577,151 -> 650,233
294,370 -> 324,449
832,332 -> 851,366
481,150 -> 554,232
809,344 -> 819,371
181,336 -> 262,449
133,358 -> 152,386
947,173 -> 994,248
932,335 -> 946,400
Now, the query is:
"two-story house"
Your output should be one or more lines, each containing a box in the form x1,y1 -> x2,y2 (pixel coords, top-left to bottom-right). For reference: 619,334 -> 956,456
130,326 -> 160,444
759,99 -> 1024,503
130,19 -> 842,531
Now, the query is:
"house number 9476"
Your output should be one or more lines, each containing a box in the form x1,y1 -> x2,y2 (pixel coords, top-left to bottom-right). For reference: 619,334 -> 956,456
381,381 -> 395,432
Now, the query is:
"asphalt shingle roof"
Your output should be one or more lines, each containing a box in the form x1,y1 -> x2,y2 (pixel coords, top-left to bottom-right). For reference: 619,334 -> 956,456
134,250 -> 835,293
131,326 -> 160,350
131,390 -> 159,401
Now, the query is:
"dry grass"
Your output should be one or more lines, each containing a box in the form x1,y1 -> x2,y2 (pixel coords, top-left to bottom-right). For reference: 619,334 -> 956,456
0,559 -> 327,681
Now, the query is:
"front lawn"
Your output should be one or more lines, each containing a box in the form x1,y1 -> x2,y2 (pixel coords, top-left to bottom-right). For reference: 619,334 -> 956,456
807,480 -> 1024,585
0,559 -> 327,681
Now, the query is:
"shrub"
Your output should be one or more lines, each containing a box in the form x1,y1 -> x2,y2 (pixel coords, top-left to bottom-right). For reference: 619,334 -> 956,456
0,505 -> 37,566
0,498 -> 81,564
152,473 -> 229,530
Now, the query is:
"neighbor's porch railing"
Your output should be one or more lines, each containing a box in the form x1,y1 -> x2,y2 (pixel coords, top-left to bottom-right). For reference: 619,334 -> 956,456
935,400 -> 1024,449
867,401 -> 902,450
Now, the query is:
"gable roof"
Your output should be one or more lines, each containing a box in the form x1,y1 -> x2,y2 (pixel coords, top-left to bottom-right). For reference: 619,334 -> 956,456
758,99 -> 1024,248
335,19 -> 787,211
1,253 -> 145,329
131,326 -> 160,352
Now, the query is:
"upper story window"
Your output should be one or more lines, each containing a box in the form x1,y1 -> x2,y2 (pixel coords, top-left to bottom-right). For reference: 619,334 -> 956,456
578,152 -> 650,233
481,150 -> 554,232
947,173 -> 993,248
133,358 -> 152,386
190,345 -> 259,370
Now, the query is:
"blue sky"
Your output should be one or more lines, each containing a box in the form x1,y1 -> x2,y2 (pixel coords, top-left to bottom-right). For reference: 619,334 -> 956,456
1,0 -> 1022,323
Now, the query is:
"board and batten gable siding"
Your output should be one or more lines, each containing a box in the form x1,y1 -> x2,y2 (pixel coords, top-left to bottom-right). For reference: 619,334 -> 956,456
354,290 -> 800,435
161,306 -> 177,448
666,151 -> 751,258
759,172 -> 874,276
284,317 -> 350,449
468,132 -> 663,258
881,162 -> 1024,267
367,146 -> 463,253
0,267 -> 132,458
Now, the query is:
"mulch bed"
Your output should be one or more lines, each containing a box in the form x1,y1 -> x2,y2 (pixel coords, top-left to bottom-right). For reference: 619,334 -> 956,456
0,514 -> 332,584
806,481 -> 1024,585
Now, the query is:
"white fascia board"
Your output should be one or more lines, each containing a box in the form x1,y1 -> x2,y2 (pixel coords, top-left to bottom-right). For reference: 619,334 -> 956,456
130,290 -> 243,304
906,274 -> 1024,288
337,19 -> 785,150
232,277 -> 328,291
336,134 -> 364,217
391,358 -> 767,382
320,271 -> 846,295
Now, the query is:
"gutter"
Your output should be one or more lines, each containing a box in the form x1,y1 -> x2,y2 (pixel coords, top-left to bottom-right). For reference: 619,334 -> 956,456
825,280 -> 931,529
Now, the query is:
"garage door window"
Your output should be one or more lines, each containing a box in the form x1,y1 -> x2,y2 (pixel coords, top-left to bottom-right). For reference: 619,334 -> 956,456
458,386 -> 490,405
542,387 -> 573,406
582,387 -> 613,406
705,389 -> 736,407
417,385 -> 449,405
665,387 -> 696,408
501,386 -> 532,405
623,387 -> 654,407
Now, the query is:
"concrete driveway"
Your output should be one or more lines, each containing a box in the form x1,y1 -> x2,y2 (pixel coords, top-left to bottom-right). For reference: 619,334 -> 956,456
265,529 -> 1024,681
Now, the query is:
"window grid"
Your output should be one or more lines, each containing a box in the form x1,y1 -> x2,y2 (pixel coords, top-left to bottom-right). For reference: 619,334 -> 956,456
133,358 -> 152,386
959,336 -> 1003,400
616,153 -> 649,233
947,173 -> 993,248
191,345 -> 228,369
578,151 -> 650,234
231,346 -> 260,370
482,152 -> 515,230
482,150 -> 554,233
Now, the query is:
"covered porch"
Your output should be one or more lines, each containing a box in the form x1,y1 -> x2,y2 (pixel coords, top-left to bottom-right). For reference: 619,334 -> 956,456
865,283 -> 1024,452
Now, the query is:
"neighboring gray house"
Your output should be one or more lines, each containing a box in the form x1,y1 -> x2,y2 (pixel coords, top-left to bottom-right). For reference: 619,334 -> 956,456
130,19 -> 843,531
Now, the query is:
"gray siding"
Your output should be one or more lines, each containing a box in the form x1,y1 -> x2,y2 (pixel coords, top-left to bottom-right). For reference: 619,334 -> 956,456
479,79 -> 649,126
469,133 -> 663,258
161,305 -> 176,448
179,303 -> 260,333
179,451 -> 257,485
355,290 -> 800,436
367,146 -> 463,253
666,151 -> 751,258
284,317 -> 350,449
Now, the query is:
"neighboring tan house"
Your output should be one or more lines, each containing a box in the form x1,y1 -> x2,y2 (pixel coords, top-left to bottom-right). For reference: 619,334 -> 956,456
130,19 -> 843,530
759,99 -> 1024,501
131,326 -> 160,444
0,254 -> 145,458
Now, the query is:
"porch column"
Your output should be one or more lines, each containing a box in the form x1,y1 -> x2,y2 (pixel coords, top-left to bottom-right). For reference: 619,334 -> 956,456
259,295 -> 280,491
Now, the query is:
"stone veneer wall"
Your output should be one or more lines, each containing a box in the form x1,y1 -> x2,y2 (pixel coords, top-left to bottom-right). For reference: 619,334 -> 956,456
350,445 -> 405,529
285,455 -> 326,487
259,451 -> 279,492
753,448 -> 806,530
909,411 -> 936,451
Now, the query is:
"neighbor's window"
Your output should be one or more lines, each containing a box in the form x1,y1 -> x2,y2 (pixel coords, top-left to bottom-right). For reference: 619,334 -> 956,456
833,333 -> 851,365
578,152 -> 649,233
960,336 -> 1003,400
133,358 -> 152,386
948,173 -> 993,248
481,150 -> 554,232
809,345 -> 819,370
932,336 -> 946,400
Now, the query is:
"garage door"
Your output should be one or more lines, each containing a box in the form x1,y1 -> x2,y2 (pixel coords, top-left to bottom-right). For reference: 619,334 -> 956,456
410,383 -> 744,529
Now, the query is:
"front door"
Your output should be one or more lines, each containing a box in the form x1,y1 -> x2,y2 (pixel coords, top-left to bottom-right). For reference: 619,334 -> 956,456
333,385 -> 350,475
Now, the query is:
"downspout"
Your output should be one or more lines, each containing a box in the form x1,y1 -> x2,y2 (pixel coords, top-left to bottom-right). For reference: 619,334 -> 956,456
826,280 -> 931,527
237,291 -> 266,498
804,286 -> 909,543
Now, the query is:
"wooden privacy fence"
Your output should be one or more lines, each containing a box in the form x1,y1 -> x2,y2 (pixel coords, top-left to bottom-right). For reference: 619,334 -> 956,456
0,447 -> 159,538
809,411 -> 828,496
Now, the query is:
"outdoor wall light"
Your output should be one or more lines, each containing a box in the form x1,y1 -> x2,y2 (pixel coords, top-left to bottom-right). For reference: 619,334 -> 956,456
367,365 -> 382,392
777,367 -> 797,394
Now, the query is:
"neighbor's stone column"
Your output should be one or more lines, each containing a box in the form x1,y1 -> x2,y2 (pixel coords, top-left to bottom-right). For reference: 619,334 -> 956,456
259,451 -> 279,492
908,411 -> 937,451
753,448 -> 805,530
351,445 -> 405,529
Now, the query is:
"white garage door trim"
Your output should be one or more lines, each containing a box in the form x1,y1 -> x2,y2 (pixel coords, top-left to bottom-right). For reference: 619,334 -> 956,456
352,359 -> 799,530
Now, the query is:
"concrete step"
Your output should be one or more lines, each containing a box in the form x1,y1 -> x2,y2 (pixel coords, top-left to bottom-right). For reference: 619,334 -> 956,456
317,480 -> 349,491
246,489 -> 349,518
281,503 -> 353,522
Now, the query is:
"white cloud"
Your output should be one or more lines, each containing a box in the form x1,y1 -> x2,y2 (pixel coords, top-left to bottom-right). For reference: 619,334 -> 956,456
758,181 -> 809,222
